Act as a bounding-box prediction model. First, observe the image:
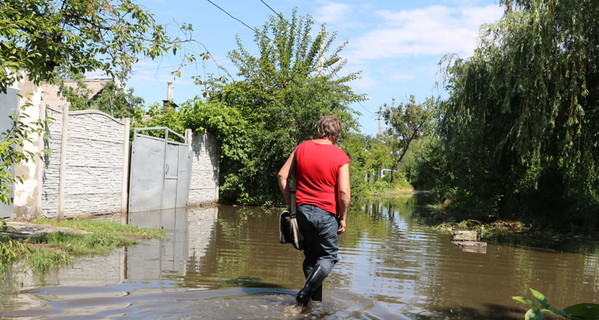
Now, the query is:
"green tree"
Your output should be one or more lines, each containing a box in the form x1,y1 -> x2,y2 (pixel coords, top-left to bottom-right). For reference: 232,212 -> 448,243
181,98 -> 249,198
207,9 -> 364,205
91,81 -> 144,118
59,76 -> 144,118
367,136 -> 392,181
403,136 -> 447,191
0,0 -> 194,91
380,96 -> 432,183
136,102 -> 186,140
434,0 -> 599,226
55,72 -> 93,111
1,0 -> 193,206
340,132 -> 371,198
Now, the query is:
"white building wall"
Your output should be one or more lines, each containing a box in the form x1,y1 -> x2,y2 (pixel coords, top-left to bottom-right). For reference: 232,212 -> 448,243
12,79 -> 44,218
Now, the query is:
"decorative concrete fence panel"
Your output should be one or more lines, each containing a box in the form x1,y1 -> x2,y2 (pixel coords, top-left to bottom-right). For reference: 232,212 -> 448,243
41,107 -> 130,218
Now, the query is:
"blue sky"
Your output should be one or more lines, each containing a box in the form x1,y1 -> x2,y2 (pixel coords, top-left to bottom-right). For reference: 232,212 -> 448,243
126,0 -> 505,136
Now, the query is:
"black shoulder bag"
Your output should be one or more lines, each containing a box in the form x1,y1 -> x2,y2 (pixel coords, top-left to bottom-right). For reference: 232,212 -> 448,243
279,152 -> 304,250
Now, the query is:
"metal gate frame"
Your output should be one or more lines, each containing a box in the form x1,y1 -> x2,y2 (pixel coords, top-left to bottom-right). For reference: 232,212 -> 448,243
128,127 -> 192,213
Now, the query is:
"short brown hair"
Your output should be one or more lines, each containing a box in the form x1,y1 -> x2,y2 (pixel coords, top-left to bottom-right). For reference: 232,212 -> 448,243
315,115 -> 343,140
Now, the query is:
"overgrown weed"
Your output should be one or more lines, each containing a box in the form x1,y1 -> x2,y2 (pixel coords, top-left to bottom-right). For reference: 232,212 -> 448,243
1,219 -> 166,273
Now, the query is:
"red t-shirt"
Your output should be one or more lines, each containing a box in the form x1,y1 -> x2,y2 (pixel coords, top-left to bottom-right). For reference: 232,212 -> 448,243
295,140 -> 350,214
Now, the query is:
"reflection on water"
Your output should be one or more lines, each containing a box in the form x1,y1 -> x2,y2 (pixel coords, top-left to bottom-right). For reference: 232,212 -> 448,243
1,198 -> 598,319
126,207 -> 217,282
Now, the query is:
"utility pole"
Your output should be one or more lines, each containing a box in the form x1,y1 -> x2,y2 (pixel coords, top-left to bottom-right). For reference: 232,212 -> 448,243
317,29 -> 325,76
377,106 -> 384,136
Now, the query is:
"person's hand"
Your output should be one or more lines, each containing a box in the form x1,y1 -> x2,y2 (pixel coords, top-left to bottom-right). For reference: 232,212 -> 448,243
337,219 -> 346,234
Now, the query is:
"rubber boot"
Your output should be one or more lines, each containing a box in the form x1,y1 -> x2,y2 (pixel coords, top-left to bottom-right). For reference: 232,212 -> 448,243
311,285 -> 322,302
301,266 -> 322,302
296,265 -> 327,308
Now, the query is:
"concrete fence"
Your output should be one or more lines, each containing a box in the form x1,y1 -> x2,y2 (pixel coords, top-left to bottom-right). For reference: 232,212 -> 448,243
39,107 -> 130,218
7,78 -> 219,219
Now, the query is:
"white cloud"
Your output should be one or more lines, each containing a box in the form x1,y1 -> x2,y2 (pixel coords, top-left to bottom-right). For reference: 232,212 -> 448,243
314,2 -> 353,24
344,4 -> 503,62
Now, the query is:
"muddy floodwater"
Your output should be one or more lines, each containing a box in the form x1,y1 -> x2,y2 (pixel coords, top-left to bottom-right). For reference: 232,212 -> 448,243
1,196 -> 598,319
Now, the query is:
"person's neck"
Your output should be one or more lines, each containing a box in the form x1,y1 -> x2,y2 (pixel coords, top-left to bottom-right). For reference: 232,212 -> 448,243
313,138 -> 335,145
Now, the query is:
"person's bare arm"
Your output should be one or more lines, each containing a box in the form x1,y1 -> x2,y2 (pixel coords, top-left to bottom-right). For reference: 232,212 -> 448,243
277,151 -> 295,210
337,163 -> 351,233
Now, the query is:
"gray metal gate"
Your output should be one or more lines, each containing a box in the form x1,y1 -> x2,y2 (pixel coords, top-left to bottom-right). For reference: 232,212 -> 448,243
128,127 -> 192,212
0,88 -> 19,218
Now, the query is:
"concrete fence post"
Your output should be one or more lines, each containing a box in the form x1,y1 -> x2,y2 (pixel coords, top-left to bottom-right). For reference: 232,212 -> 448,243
57,106 -> 68,219
34,103 -> 46,218
121,118 -> 130,214
185,129 -> 192,150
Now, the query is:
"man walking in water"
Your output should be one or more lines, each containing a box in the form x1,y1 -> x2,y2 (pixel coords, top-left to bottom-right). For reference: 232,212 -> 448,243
277,115 -> 351,309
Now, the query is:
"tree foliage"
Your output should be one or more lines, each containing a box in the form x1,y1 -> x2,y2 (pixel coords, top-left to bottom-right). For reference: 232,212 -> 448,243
180,99 -> 250,198
339,132 -> 372,198
380,96 -> 432,183
205,9 -> 364,205
0,0 -> 193,92
428,0 -> 599,227
59,76 -> 144,118
366,136 -> 392,180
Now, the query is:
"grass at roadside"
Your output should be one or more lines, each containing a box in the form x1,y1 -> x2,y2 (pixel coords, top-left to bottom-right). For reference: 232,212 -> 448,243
34,219 -> 166,241
368,178 -> 414,198
1,219 -> 166,273
375,186 -> 414,198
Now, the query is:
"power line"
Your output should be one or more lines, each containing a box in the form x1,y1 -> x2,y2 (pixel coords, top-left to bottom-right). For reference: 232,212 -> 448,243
205,0 -> 256,33
206,0 -> 375,119
205,0 -> 276,44
356,101 -> 375,116
259,0 -> 284,19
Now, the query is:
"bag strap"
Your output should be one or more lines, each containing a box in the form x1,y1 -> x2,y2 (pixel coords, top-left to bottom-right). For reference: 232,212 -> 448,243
290,150 -> 297,217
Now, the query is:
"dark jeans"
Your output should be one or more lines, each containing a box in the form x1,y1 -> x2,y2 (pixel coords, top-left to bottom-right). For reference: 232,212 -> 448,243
296,204 -> 340,279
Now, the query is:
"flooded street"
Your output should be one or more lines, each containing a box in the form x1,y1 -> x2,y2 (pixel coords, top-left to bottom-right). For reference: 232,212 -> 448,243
1,197 -> 598,319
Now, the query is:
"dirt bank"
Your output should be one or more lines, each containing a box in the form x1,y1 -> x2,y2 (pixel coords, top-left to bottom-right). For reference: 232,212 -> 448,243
1,221 -> 90,240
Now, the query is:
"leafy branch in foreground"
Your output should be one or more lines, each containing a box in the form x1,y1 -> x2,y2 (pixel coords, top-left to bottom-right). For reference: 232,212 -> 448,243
0,100 -> 46,205
513,288 -> 599,320
0,0 -> 198,92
